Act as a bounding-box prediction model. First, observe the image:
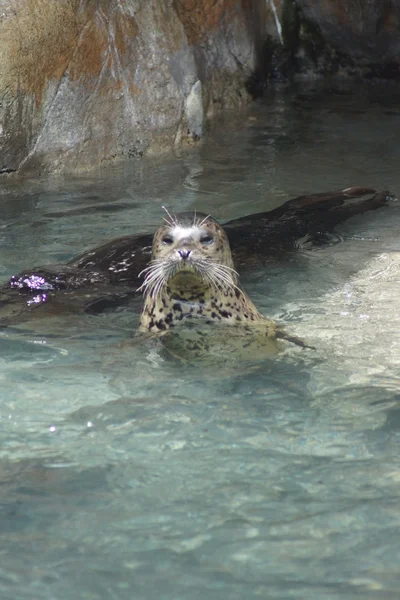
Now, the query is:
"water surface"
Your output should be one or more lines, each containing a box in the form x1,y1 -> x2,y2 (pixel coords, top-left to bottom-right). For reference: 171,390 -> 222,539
1,81 -> 400,600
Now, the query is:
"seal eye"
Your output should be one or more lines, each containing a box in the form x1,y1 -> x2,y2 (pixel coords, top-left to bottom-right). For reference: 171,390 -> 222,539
200,235 -> 214,245
162,236 -> 173,245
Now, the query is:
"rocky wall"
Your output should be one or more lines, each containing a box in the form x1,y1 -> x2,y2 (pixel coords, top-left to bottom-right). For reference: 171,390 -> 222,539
284,1 -> 400,79
297,1 -> 400,66
0,0 -> 270,174
2,1 -> 400,176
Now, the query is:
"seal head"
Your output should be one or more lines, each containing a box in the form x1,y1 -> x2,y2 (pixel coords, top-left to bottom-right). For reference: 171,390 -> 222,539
138,211 -> 275,336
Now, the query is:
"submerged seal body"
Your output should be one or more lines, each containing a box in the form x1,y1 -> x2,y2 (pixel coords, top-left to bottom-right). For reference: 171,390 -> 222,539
138,211 -> 279,362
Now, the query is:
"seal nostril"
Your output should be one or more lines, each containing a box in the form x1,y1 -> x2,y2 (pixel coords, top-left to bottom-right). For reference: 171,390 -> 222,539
178,249 -> 191,259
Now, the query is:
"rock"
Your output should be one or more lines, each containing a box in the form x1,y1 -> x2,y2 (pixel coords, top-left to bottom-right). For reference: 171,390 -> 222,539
250,1 -> 400,85
294,1 -> 400,77
3,1 -> 399,176
184,80 -> 204,141
0,0 -> 269,174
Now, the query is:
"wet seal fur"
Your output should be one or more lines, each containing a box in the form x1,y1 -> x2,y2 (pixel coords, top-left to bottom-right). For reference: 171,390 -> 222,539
138,210 -> 307,361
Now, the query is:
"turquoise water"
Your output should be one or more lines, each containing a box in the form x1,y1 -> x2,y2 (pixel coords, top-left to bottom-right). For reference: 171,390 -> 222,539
1,81 -> 400,599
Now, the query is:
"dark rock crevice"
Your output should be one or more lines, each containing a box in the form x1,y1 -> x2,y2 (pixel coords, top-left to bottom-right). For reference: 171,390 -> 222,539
247,0 -> 400,98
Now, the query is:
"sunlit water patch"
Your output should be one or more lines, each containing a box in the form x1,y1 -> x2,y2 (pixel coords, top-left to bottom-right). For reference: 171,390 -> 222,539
1,81 -> 400,599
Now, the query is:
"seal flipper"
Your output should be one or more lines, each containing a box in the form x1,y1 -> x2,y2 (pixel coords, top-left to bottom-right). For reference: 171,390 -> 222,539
276,329 -> 315,350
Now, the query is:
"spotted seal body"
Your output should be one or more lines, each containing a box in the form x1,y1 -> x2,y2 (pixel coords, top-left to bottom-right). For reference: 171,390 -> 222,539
138,211 -> 277,341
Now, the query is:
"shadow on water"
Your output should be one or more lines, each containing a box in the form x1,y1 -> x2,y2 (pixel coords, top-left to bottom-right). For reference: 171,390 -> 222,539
1,81 -> 400,599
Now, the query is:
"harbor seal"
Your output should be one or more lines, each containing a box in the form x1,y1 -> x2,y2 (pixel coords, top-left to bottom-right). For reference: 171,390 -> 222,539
138,210 -> 302,363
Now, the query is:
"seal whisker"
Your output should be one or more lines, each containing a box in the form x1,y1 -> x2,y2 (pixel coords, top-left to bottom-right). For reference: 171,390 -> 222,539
141,258 -> 186,299
137,265 -> 166,295
212,263 -> 239,276
207,264 -> 240,291
194,255 -> 237,275
214,275 -> 241,294
201,266 -> 239,293
138,265 -> 156,279
152,276 -> 165,300
139,272 -> 162,290
161,206 -> 178,228
197,214 -> 212,228
139,263 -> 164,280
148,274 -> 167,299
138,258 -> 167,279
